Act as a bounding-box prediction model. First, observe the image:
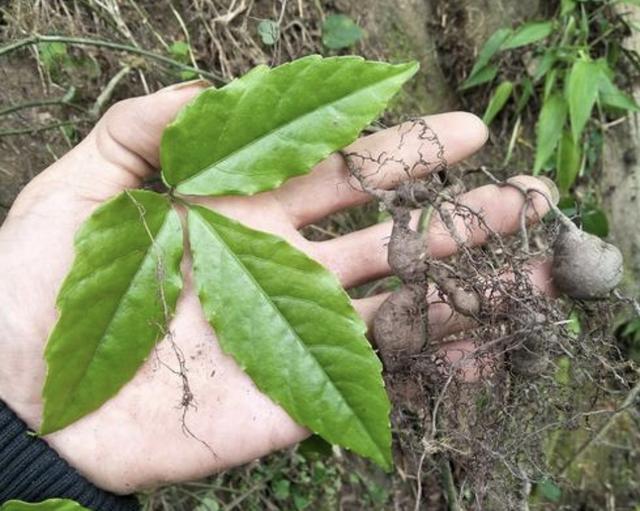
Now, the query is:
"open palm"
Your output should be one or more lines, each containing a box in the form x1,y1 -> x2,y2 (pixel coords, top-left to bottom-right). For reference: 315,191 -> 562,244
0,82 -> 553,493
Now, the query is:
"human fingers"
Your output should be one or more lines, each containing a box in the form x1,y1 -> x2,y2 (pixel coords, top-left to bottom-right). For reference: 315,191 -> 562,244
315,175 -> 556,288
352,259 -> 556,340
22,81 -> 209,202
275,112 -> 488,228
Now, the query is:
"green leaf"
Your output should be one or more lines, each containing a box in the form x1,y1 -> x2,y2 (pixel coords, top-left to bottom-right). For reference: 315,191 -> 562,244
534,93 -> 568,174
561,0 -> 577,16
533,49 -> 557,82
38,42 -> 68,70
543,68 -> 558,100
556,130 -> 581,194
464,28 -> 512,86
322,14 -> 364,49
482,81 -> 513,125
293,492 -> 311,511
272,479 -> 292,500
298,434 -> 334,460
460,64 -> 498,91
258,20 -> 279,45
599,72 -> 640,112
502,21 -> 554,50
1,499 -> 89,510
161,56 -> 417,196
41,191 -> 184,434
566,59 -> 601,141
187,205 -> 392,469
194,498 -> 220,511
169,41 -> 190,61
581,204 -> 609,237
538,479 -> 562,502
515,78 -> 534,113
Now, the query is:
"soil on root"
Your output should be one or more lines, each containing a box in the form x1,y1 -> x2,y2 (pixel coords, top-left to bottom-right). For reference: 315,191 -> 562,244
343,118 -> 639,510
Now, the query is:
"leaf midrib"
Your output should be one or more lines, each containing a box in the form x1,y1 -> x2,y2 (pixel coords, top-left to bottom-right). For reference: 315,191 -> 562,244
191,209 -> 386,460
46,208 -> 173,421
176,64 -> 411,188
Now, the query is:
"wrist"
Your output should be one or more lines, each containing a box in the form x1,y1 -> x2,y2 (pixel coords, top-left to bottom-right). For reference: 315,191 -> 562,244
0,398 -> 139,510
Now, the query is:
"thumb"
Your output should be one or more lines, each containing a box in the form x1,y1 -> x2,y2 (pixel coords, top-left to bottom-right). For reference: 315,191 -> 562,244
46,80 -> 210,200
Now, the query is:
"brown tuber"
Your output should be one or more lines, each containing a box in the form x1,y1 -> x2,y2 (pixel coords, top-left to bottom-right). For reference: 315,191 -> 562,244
552,221 -> 623,299
372,285 -> 427,371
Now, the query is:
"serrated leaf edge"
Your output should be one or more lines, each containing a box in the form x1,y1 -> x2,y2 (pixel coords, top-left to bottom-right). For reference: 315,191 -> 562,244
188,206 -> 391,468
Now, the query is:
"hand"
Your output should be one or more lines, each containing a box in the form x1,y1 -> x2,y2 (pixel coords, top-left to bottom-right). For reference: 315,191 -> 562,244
0,82 -> 555,494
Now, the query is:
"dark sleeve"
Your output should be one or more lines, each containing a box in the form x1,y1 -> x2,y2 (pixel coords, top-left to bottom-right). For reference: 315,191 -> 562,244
0,399 -> 140,510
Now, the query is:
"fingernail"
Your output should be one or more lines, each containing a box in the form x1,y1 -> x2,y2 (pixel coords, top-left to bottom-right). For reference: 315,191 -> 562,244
163,78 -> 213,92
533,175 -> 560,205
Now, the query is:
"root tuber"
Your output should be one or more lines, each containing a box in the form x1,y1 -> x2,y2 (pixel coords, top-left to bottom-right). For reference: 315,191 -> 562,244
552,221 -> 623,299
372,285 -> 428,371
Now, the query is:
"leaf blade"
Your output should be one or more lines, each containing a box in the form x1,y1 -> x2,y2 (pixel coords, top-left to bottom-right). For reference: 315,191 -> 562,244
1,500 -> 89,511
188,205 -> 392,468
566,59 -> 601,142
41,191 -> 184,434
598,69 -> 640,112
534,93 -> 568,174
556,129 -> 581,194
460,64 -> 499,91
463,27 -> 512,87
482,80 -> 513,125
322,14 -> 364,49
502,21 -> 554,50
160,56 -> 418,196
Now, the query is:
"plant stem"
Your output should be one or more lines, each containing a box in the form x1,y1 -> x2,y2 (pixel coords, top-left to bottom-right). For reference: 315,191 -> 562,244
91,64 -> 132,116
440,455 -> 462,511
0,34 -> 224,83
0,98 -> 87,117
0,119 -> 89,137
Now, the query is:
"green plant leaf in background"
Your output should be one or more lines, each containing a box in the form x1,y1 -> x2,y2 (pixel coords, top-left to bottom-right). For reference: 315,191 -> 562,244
194,498 -> 220,511
598,69 -> 640,112
502,21 -> 554,50
1,500 -> 89,510
187,205 -> 392,469
566,59 -> 601,142
515,77 -> 534,112
169,41 -> 197,80
38,41 -> 69,71
322,14 -> 364,49
538,479 -> 562,502
556,130 -> 582,194
460,64 -> 499,91
581,203 -> 609,237
561,0 -> 577,16
169,41 -> 190,61
534,93 -> 568,174
298,434 -> 334,460
161,55 -> 417,196
533,49 -> 557,82
482,80 -> 513,125
462,27 -> 512,89
40,191 -> 184,434
257,20 -> 279,46
543,68 -> 559,101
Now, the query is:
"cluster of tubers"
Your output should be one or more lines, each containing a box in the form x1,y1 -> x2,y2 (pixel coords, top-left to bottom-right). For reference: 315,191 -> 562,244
372,181 -> 624,372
